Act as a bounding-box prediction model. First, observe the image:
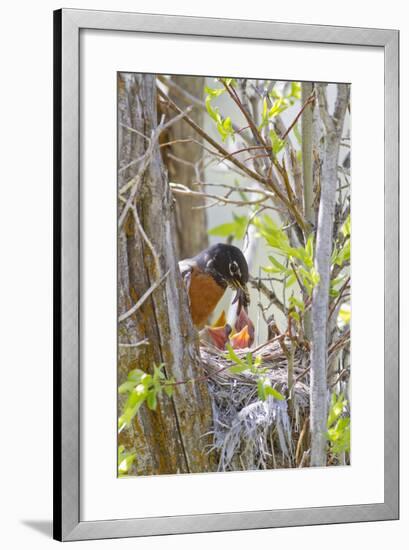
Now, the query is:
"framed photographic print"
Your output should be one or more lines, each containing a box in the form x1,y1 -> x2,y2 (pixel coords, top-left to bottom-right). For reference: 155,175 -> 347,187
54,8 -> 399,541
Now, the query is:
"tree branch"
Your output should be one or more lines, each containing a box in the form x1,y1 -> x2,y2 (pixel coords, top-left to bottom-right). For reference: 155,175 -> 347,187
302,82 -> 315,342
310,83 -> 349,467
249,276 -> 286,314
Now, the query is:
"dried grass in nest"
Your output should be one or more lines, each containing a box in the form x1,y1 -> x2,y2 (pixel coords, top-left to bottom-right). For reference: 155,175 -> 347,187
200,338 -> 310,471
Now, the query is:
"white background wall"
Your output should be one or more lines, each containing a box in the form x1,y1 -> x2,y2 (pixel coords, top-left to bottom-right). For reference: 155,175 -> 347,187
0,1 -> 406,548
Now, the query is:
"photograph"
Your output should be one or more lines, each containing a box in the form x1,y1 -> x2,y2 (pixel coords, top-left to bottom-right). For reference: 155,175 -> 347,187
117,73 -> 351,476
0,0 -> 401,545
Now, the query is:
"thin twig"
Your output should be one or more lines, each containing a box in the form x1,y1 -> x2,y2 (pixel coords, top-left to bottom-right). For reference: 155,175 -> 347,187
118,153 -> 146,174
224,80 -> 269,153
130,204 -> 161,278
118,270 -> 170,323
282,90 -> 315,140
170,182 -> 270,207
249,276 -> 285,314
118,339 -> 149,348
328,276 -> 351,320
216,144 -> 272,165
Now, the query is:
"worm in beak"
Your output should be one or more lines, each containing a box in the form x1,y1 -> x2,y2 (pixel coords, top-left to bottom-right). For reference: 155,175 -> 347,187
230,280 -> 250,313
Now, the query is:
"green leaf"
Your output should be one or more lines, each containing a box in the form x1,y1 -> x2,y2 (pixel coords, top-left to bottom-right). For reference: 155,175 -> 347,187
290,82 -> 301,99
208,214 -> 247,239
204,85 -> 225,98
305,234 -> 314,265
118,381 -> 149,432
118,381 -> 138,394
216,115 -> 235,142
262,97 -> 268,121
231,214 -> 247,233
229,363 -> 249,374
225,343 -> 246,370
257,378 -> 266,401
338,304 -> 351,325
205,87 -> 234,141
127,368 -> 146,383
285,273 -> 297,288
289,295 -> 305,312
268,97 -> 289,118
327,393 -> 347,428
153,364 -> 166,380
259,97 -> 270,130
326,409 -> 350,456
205,95 -> 221,124
331,276 -> 346,288
118,362 -> 177,433
146,390 -> 158,411
268,255 -> 287,272
262,265 -> 280,274
341,214 -> 351,238
253,215 -> 292,253
264,385 -> 285,400
118,449 -> 136,476
330,275 -> 346,298
164,385 -> 173,397
269,130 -> 285,155
118,399 -> 144,432
220,77 -> 237,87
309,267 -> 320,286
223,116 -> 233,135
332,238 -> 350,267
208,222 -> 237,237
258,377 -> 285,401
290,310 -> 300,323
216,121 -> 228,141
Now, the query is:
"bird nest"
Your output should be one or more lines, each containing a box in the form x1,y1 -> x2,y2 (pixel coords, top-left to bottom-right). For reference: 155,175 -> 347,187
200,339 -> 311,471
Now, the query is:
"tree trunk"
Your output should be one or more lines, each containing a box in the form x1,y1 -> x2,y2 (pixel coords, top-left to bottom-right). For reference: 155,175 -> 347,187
162,75 -> 208,260
117,73 -> 215,475
302,82 -> 315,230
301,82 -> 315,343
310,84 -> 349,467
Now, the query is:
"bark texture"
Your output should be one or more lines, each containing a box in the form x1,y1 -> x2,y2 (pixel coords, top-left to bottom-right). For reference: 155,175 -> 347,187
301,82 -> 315,229
301,82 -> 315,343
117,73 -> 215,475
310,84 -> 349,467
162,76 -> 208,260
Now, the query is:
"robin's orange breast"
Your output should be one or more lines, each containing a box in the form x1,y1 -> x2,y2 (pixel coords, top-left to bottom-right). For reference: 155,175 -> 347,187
188,267 -> 226,328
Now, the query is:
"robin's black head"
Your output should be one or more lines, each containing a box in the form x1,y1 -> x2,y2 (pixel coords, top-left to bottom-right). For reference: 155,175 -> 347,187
196,243 -> 250,310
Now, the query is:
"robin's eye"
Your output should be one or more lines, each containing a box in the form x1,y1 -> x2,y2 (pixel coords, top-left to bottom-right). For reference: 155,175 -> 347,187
229,261 -> 241,278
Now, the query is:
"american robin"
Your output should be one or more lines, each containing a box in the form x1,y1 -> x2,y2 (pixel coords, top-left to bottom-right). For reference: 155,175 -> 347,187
179,243 -> 250,329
